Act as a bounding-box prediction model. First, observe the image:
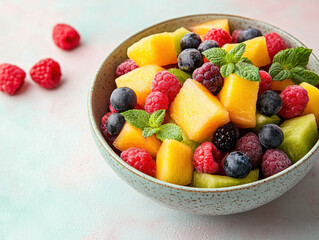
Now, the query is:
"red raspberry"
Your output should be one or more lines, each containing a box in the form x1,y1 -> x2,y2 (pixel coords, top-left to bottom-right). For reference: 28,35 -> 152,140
52,23 -> 80,50
193,142 -> 219,174
258,70 -> 272,95
29,58 -> 61,89
216,154 -> 228,176
120,148 -> 156,176
265,32 -> 287,60
279,85 -> 309,119
234,132 -> 263,169
231,29 -> 241,43
261,149 -> 291,177
116,59 -> 139,77
151,70 -> 182,103
0,63 -> 25,95
144,91 -> 169,114
100,112 -> 113,138
192,62 -> 224,95
203,28 -> 232,47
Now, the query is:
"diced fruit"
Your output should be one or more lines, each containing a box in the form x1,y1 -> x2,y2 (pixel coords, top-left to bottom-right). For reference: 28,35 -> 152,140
173,27 -> 190,55
127,32 -> 177,66
167,68 -> 191,84
115,65 -> 164,106
253,112 -> 281,133
271,79 -> 294,91
190,19 -> 230,37
170,79 -> 230,142
222,36 -> 271,67
155,139 -> 193,185
300,82 -> 319,125
190,169 -> 259,188
218,73 -> 259,128
113,122 -> 161,157
278,114 -> 318,163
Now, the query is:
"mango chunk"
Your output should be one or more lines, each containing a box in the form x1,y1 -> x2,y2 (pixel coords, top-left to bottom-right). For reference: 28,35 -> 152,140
190,19 -> 230,37
271,79 -> 295,91
300,82 -> 319,125
155,139 -> 193,185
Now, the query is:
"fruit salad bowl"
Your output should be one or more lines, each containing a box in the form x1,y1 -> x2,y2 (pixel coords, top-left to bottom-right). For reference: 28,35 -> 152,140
88,14 -> 319,215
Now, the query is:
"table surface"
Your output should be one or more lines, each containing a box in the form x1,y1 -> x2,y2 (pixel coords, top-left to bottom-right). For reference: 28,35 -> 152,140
1,0 -> 319,239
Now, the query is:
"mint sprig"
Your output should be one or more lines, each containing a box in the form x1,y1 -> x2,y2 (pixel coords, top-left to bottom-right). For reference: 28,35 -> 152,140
121,109 -> 182,142
203,43 -> 260,82
269,47 -> 319,85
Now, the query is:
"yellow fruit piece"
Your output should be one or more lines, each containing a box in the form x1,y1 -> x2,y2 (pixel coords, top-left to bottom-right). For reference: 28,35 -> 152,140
155,139 -> 193,185
127,32 -> 177,66
115,65 -> 164,106
113,122 -> 161,158
300,82 -> 319,125
222,37 -> 271,67
190,19 -> 230,37
271,79 -> 295,91
218,73 -> 259,128
169,79 -> 229,142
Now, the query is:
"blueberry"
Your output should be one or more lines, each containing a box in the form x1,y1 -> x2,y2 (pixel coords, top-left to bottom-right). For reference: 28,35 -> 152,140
224,151 -> 252,178
178,49 -> 203,73
237,27 -> 262,43
258,124 -> 284,148
180,33 -> 202,51
110,87 -> 137,112
106,113 -> 125,136
257,90 -> 282,117
198,40 -> 220,53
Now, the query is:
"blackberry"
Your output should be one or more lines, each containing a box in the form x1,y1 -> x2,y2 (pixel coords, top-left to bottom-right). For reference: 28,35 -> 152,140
237,27 -> 262,43
257,90 -> 282,116
224,151 -> 252,178
192,62 -> 224,95
106,113 -> 125,136
110,87 -> 137,112
180,33 -> 202,51
198,40 -> 219,53
212,122 -> 239,152
178,48 -> 203,73
258,124 -> 284,149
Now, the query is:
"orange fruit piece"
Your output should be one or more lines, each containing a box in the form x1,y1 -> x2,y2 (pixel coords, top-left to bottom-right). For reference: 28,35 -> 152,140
271,79 -> 295,91
300,82 -> 319,125
190,19 -> 230,38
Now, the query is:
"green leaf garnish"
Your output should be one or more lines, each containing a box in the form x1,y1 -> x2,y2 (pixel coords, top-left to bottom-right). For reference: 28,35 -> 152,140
234,61 -> 260,82
167,68 -> 191,84
220,63 -> 235,78
149,109 -> 165,128
227,43 -> 246,62
203,48 -> 228,66
290,67 -> 319,85
121,110 -> 150,130
142,127 -> 159,138
269,62 -> 292,81
273,47 -> 312,69
156,123 -> 183,141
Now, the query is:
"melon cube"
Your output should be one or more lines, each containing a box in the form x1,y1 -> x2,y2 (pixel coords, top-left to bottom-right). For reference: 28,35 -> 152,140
169,79 -> 229,142
300,82 -> 319,125
115,65 -> 164,106
190,19 -> 230,37
271,79 -> 295,91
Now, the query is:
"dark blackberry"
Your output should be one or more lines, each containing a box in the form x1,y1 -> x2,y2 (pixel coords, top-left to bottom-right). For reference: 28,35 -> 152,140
224,151 -> 252,178
237,27 -> 262,43
192,62 -> 224,95
212,122 -> 239,152
198,40 -> 219,53
180,33 -> 202,51
257,90 -> 282,116
178,48 -> 203,73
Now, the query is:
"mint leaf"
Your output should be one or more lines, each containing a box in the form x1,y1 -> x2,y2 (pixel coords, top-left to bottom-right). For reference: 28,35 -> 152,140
290,67 -> 319,85
220,63 -> 235,78
156,123 -> 183,141
273,47 -> 312,69
239,57 -> 253,64
227,43 -> 246,62
121,110 -> 150,130
269,62 -> 292,81
167,68 -> 191,84
142,127 -> 159,138
234,61 -> 260,82
203,48 -> 228,66
149,109 -> 165,128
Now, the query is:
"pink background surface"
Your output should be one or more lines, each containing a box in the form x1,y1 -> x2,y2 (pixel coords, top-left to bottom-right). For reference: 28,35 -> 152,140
1,0 -> 319,239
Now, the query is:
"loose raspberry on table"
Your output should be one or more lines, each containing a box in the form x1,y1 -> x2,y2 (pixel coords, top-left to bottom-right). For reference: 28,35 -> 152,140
120,148 -> 156,176
231,29 -> 241,43
116,59 -> 139,77
212,122 -> 239,152
144,91 -> 169,114
265,32 -> 287,60
52,23 -> 80,50
192,62 -> 224,95
29,58 -> 61,89
278,85 -> 309,119
261,149 -> 291,177
193,142 -> 219,174
258,70 -> 272,95
0,63 -> 25,95
234,132 -> 263,169
151,70 -> 182,103
203,28 -> 232,47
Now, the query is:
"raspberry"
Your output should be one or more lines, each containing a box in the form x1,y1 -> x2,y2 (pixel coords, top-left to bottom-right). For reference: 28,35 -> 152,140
193,142 -> 219,174
116,59 -> 139,77
231,29 -> 241,43
279,85 -> 309,119
151,70 -> 182,103
120,148 -> 156,176
258,70 -> 272,95
192,62 -> 224,95
234,132 -> 263,169
216,154 -> 228,176
261,149 -> 291,177
52,23 -> 80,50
265,32 -> 287,60
212,122 -> 239,152
0,63 -> 25,95
203,28 -> 232,47
100,112 -> 113,138
144,91 -> 169,114
29,58 -> 61,89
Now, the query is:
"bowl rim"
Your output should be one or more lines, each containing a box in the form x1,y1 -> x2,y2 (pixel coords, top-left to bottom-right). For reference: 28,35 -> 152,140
88,13 -> 319,193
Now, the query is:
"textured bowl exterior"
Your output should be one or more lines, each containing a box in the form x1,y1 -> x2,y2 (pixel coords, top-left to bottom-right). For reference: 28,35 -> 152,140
88,14 -> 319,215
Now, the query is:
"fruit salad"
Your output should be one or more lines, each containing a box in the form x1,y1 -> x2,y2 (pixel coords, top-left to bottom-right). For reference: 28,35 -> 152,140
100,18 -> 319,188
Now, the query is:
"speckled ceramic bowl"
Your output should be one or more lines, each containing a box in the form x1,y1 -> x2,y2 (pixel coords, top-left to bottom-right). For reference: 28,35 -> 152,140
88,14 -> 319,215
